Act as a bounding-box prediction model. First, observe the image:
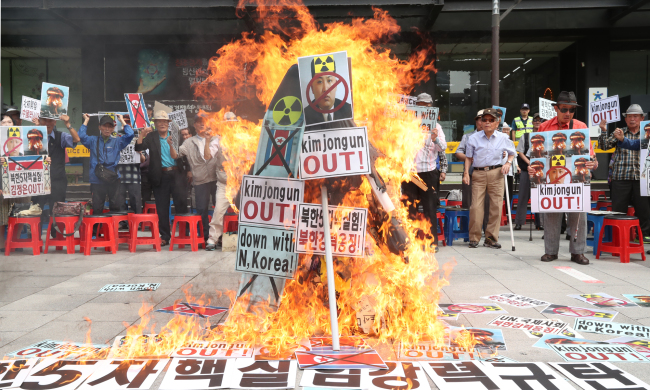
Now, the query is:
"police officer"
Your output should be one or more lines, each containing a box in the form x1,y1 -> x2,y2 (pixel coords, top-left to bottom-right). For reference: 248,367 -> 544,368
510,103 -> 533,142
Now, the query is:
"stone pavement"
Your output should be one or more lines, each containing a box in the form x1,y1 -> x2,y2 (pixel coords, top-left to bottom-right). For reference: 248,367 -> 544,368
1,225 -> 650,387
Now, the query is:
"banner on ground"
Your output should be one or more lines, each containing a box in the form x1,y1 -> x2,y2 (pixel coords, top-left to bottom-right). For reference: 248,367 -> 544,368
20,96 -> 40,122
295,203 -> 367,257
6,340 -> 110,360
551,362 -> 650,390
172,341 -> 253,359
550,343 -> 649,363
236,223 -> 297,279
0,359 -> 37,389
299,127 -> 370,179
539,97 -> 557,120
574,318 -> 650,339
239,175 -> 304,228
487,315 -> 568,334
77,359 -> 169,390
480,293 -> 549,308
589,95 -> 620,127
21,359 -> 107,390
480,362 -> 575,390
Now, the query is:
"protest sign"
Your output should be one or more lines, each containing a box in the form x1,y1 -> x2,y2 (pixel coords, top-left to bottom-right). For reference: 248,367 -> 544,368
622,293 -> 650,307
99,283 -> 160,292
20,96 -> 40,122
0,359 -> 38,388
295,203 -> 367,257
398,344 -> 487,361
228,359 -> 297,389
20,359 -> 107,390
550,344 -> 649,363
39,83 -> 69,120
574,318 -> 650,339
416,106 -> 439,133
299,127 -> 370,179
124,93 -> 150,129
492,106 -> 507,125
118,138 -> 139,164
551,362 -> 650,390
1,126 -> 25,156
295,350 -> 387,370
385,93 -> 417,119
239,176 -> 304,228
438,303 -> 506,315
155,303 -> 228,318
481,293 -> 549,308
159,358 -> 235,390
542,304 -> 617,321
236,223 -> 297,279
297,51 -> 353,126
487,315 -> 568,334
300,367 -> 370,389
1,155 -> 51,198
480,362 -> 575,390
539,97 -> 557,120
606,336 -> 650,359
67,144 -> 90,158
589,95 -> 620,127
640,121 -> 650,196
6,340 -> 110,360
77,359 -> 169,390
531,183 -> 590,212
420,361 -> 510,390
22,126 -> 48,156
172,341 -> 253,359
588,87 -> 608,136
169,110 -> 189,130
569,293 -> 638,308
532,334 -> 604,350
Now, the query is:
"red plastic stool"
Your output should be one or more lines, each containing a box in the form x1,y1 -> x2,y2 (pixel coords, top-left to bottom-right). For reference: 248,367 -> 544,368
437,212 -> 446,247
597,200 -> 612,210
128,213 -> 161,252
447,200 -> 462,207
45,215 -> 80,254
80,215 -> 117,255
591,191 -> 605,201
5,216 -> 43,256
143,201 -> 157,214
104,212 -> 130,249
170,213 -> 204,251
627,206 -> 635,216
596,215 -> 646,263
223,212 -> 238,233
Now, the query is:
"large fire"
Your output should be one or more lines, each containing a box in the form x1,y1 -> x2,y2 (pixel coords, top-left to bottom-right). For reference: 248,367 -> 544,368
104,0 -> 476,360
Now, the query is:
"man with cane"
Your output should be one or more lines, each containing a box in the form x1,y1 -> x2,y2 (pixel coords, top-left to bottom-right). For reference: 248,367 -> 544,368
463,108 -> 516,249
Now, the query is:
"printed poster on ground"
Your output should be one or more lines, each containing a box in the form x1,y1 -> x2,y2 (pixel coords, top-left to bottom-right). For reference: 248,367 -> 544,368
551,362 -> 650,390
171,341 -> 253,359
437,303 -> 506,315
480,293 -> 549,308
299,127 -> 370,180
295,203 -> 367,257
6,340 -> 110,360
569,292 -> 638,308
622,293 -> 650,307
606,336 -> 650,359
39,82 -> 69,120
549,343 -> 650,363
532,334 -> 605,350
20,96 -> 40,122
487,315 -> 569,334
77,359 -> 169,390
574,318 -> 650,339
541,303 -> 618,322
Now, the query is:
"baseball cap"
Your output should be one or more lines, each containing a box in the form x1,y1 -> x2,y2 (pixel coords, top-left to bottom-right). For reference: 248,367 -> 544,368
521,103 -> 530,110
480,108 -> 498,118
99,115 -> 115,126
416,93 -> 433,104
474,109 -> 484,120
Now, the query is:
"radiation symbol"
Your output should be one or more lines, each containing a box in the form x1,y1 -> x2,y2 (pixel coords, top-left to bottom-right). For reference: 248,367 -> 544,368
551,155 -> 566,167
272,96 -> 302,126
313,55 -> 335,74
8,127 -> 21,138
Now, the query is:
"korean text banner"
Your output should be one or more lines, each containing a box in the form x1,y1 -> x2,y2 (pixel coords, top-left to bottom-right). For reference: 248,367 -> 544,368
299,127 -> 371,179
20,96 -> 40,122
295,203 -> 367,257
239,175 -> 304,228
1,156 -> 51,198
236,223 -> 298,279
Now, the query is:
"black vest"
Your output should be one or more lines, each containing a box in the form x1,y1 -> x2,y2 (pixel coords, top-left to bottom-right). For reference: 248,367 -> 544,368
49,129 -> 67,179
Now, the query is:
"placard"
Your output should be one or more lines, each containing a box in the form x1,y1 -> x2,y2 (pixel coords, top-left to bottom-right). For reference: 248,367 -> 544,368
39,83 -> 69,120
155,303 -> 228,318
172,341 -> 253,359
420,361 -> 509,390
77,359 -> 169,390
99,283 -> 160,292
639,121 -> 650,196
569,293 -> 638,308
239,176 -> 304,228
487,315 -> 568,334
0,359 -> 38,388
480,362 -> 575,390
20,359 -> 106,390
1,156 -> 51,198
541,304 -> 618,322
6,340 -> 110,360
20,96 -> 40,122
589,95 -> 620,127
124,93 -> 150,129
159,358 -> 235,390
539,97 -> 557,120
550,344 -> 649,362
480,293 -> 549,308
531,183 -> 590,212
118,138 -> 139,165
588,87 -> 608,137
295,203 -> 367,257
550,362 -> 650,390
169,110 -> 189,130
574,318 -> 650,339
236,223 -> 297,279
492,106 -> 507,125
438,303 -> 507,315
416,106 -> 439,133
228,359 -> 296,389
299,127 -> 370,179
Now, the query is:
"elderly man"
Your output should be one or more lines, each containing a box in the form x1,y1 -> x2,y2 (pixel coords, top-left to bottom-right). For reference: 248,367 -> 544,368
463,108 -> 516,248
599,104 -> 650,242
527,91 -> 598,265
135,110 -> 188,246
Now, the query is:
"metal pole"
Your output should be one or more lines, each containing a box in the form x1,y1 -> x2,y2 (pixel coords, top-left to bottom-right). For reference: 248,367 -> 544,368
491,0 -> 500,106
504,174 -> 515,251
321,186 -> 340,351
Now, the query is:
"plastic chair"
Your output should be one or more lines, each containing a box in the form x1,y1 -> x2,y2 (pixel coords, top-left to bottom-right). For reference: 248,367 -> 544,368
5,216 -> 43,256
44,215 -> 80,254
143,201 -> 157,214
597,200 -> 612,211
596,215 -> 646,263
170,213 -> 204,251
223,212 -> 238,233
436,212 -> 446,247
80,215 -> 117,255
446,200 -> 462,207
591,191 -> 606,201
443,208 -> 470,246
128,213 -> 161,252
104,211 -> 130,248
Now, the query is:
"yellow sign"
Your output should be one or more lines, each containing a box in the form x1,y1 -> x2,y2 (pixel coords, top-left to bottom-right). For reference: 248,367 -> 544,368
67,144 -> 90,157
551,155 -> 566,167
446,142 -> 459,154
592,140 -> 615,153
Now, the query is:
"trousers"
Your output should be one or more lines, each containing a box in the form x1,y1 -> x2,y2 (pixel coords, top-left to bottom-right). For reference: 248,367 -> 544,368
462,178 -> 488,230
90,182 -> 123,215
611,179 -> 650,238
194,181 -> 217,240
120,182 -> 143,214
207,181 -> 230,245
543,212 -> 587,255
153,170 -> 188,242
469,168 -> 504,242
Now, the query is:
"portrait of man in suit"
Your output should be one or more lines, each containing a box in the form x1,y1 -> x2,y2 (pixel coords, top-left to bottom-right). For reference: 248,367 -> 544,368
303,54 -> 352,126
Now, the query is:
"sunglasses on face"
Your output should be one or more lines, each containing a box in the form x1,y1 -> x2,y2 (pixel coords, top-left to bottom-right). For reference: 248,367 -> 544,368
481,118 -> 496,123
559,107 -> 576,114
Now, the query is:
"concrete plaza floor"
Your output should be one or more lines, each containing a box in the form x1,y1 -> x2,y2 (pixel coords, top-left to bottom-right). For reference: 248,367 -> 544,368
1,225 -> 650,387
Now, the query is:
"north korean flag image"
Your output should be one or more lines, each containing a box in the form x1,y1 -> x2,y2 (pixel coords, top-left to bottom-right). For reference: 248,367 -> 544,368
155,302 -> 228,318
264,129 -> 294,167
295,350 -> 388,370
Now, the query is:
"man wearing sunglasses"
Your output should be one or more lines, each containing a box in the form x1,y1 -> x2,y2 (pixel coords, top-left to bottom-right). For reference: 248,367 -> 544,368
526,91 -> 598,265
463,108 -> 516,249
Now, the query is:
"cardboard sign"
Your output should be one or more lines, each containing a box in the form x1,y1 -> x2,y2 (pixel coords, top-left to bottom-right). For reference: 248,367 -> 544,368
20,359 -> 106,390
239,176 -> 304,228
541,304 -> 618,322
606,336 -> 650,359
77,359 -> 169,390
300,368 -> 370,389
480,293 -> 549,308
159,358 -> 235,390
99,283 -> 160,292
487,315 -> 568,334
6,340 -> 110,360
622,293 -> 650,307
295,351 -> 387,370
639,123 -> 650,197
574,318 -> 650,339
124,93 -> 150,129
67,144 -> 90,158
0,359 -> 38,388
531,183 -> 590,212
480,362 -> 575,390
550,344 -> 649,363
539,97 -> 557,120
39,82 -> 69,120
589,95 -> 620,127
172,341 -> 253,359
551,362 -> 650,390
295,203 -> 367,257
119,138 -> 139,165
20,96 -> 40,122
438,303 -> 507,315
236,223 -> 298,279
155,303 -> 228,318
299,127 -> 370,179
569,293 -> 638,308
298,51 -> 353,127
1,156 -> 51,198
420,361 -> 509,390
228,359 -> 296,389
169,110 -> 189,130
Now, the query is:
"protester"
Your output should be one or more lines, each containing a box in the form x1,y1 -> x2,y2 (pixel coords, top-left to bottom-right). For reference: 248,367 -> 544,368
3,105 -> 22,126
180,128 -> 192,141
135,110 -> 188,246
205,111 -> 234,251
514,113 -> 543,230
463,108 -> 515,249
527,91 -> 597,265
599,104 -> 650,242
117,128 -> 144,215
510,103 -> 533,141
80,114 -> 134,216
178,113 -> 219,242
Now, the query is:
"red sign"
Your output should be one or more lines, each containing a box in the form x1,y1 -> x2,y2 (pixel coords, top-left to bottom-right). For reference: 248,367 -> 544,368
295,350 -> 387,370
155,303 -> 228,318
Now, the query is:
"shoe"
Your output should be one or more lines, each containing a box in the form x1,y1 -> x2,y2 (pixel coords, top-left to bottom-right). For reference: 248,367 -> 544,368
514,225 -> 522,230
205,244 -> 217,251
541,254 -> 558,262
566,234 -> 571,240
483,237 -> 501,249
537,226 -> 544,231
469,241 -> 479,248
161,240 -> 169,247
435,246 -> 439,253
571,253 -> 590,265
119,221 -> 129,231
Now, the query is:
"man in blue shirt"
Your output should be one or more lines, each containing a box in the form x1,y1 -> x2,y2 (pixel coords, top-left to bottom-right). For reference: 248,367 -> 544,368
79,113 -> 134,215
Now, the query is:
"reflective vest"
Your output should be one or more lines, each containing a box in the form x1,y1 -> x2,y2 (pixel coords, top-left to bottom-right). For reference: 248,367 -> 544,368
513,117 -> 534,140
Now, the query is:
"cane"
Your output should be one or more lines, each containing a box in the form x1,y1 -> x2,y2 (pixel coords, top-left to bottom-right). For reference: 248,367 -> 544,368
529,209 -> 533,241
504,174 -> 516,251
